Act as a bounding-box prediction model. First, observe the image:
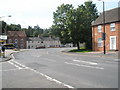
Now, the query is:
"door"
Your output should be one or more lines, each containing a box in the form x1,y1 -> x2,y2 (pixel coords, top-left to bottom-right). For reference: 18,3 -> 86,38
110,36 -> 116,50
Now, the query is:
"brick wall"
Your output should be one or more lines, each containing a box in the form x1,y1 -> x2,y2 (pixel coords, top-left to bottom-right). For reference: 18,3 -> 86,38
92,22 -> 120,51
7,36 -> 26,49
118,22 -> 120,51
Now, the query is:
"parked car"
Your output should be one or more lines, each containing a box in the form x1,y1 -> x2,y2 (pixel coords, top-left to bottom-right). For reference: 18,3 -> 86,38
35,46 -> 45,49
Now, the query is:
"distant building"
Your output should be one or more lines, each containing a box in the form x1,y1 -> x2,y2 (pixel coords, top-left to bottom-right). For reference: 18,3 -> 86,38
92,7 -> 120,51
6,31 -> 27,49
27,36 -> 61,49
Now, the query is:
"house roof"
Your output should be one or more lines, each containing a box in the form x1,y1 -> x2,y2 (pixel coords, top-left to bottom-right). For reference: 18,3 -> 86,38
92,7 -> 120,26
27,37 -> 42,41
7,31 -> 26,37
27,37 -> 60,41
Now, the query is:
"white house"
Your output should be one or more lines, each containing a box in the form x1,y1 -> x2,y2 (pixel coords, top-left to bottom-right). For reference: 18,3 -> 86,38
26,36 -> 61,49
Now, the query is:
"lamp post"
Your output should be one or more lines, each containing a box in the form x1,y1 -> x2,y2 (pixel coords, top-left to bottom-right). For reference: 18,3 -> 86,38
86,0 -> 106,54
98,0 -> 106,54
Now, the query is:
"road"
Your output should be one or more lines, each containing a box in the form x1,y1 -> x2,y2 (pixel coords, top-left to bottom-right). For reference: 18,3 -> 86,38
2,48 -> 118,88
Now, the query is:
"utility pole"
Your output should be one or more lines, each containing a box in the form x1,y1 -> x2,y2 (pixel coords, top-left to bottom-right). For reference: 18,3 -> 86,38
102,1 -> 106,54
98,0 -> 106,54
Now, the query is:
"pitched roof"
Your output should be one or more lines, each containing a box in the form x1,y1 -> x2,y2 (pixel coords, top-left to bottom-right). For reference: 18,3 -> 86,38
7,31 -> 26,37
27,37 -> 42,41
92,7 -> 120,26
27,37 -> 60,41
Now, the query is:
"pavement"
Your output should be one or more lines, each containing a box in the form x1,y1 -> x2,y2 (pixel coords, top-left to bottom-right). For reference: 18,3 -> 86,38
0,49 -> 19,62
62,49 -> 120,61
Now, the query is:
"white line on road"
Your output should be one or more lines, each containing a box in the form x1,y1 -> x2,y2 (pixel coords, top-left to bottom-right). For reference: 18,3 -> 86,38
73,60 -> 98,65
29,69 -> 74,88
8,60 -> 74,88
8,61 -> 22,69
0,68 -> 27,72
65,62 -> 104,70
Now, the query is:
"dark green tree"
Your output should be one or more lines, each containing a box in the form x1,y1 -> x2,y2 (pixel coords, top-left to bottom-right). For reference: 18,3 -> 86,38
53,4 -> 74,44
52,2 -> 98,50
82,1 -> 98,50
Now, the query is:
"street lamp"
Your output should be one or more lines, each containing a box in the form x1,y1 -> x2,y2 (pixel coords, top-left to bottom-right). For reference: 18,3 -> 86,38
98,0 -> 106,54
0,15 -> 11,19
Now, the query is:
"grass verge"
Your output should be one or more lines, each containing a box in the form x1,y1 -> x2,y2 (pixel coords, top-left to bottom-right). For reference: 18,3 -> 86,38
69,49 -> 91,53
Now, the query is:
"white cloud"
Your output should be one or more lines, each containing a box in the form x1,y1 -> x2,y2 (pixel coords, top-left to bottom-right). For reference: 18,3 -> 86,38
0,0 -> 119,29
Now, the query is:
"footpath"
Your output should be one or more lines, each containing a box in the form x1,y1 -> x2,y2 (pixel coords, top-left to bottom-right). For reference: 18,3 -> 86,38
62,49 -> 120,62
0,50 -> 19,62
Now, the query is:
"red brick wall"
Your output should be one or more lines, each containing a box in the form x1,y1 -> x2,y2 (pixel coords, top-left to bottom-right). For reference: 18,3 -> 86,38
7,36 -> 26,49
118,22 -> 120,51
92,22 -> 120,51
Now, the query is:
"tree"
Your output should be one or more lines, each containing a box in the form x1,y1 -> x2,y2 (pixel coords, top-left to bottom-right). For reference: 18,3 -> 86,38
52,2 -> 98,50
1,21 -> 7,34
81,1 -> 98,50
53,4 -> 74,44
34,25 -> 43,35
8,24 -> 21,31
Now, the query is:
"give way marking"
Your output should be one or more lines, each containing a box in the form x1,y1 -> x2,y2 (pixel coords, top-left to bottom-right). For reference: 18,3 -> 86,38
73,60 -> 98,65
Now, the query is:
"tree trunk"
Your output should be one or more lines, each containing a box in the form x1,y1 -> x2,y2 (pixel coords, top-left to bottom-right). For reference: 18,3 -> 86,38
76,42 -> 80,50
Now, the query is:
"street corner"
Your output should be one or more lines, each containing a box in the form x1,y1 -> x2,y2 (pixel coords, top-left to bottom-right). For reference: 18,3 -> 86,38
0,50 -> 16,62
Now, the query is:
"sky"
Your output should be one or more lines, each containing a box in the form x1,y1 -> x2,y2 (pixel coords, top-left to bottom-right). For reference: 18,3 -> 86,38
0,0 -> 120,29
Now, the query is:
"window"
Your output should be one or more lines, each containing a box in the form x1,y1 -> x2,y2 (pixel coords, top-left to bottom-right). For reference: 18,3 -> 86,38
110,23 -> 115,31
20,39 -> 24,44
98,25 -> 102,33
15,39 -> 18,44
8,39 -> 12,44
98,38 -> 103,47
20,44 -> 24,49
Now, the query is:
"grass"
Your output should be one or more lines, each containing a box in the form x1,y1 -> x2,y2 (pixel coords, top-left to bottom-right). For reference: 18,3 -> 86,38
69,48 -> 91,53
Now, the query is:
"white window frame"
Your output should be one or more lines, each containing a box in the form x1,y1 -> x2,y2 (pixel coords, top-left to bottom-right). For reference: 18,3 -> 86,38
98,38 -> 103,47
110,23 -> 115,31
98,25 -> 102,33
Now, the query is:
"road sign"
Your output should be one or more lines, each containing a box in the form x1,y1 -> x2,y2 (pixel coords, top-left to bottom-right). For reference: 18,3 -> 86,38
0,35 -> 7,40
102,33 -> 106,40
0,40 -> 5,42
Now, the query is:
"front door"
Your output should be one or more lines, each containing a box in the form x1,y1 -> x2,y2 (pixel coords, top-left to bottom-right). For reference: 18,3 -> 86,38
110,36 -> 116,50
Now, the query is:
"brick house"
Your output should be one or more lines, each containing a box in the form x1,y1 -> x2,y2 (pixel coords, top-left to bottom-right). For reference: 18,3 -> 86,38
7,31 -> 26,49
92,7 -> 120,51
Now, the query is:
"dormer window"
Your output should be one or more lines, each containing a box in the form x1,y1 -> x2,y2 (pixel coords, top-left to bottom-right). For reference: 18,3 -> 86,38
98,25 -> 102,33
110,23 -> 115,31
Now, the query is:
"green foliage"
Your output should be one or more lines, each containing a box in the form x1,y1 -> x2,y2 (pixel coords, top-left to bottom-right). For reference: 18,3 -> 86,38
1,21 -> 7,33
52,1 -> 98,50
3,21 -> 52,38
69,49 -> 91,53
7,24 -> 21,31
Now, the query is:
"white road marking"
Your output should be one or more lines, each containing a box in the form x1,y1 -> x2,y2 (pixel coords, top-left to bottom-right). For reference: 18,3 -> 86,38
10,60 -> 28,69
8,60 -> 74,88
0,68 -> 26,72
73,60 -> 98,65
65,62 -> 104,70
8,61 -> 22,69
